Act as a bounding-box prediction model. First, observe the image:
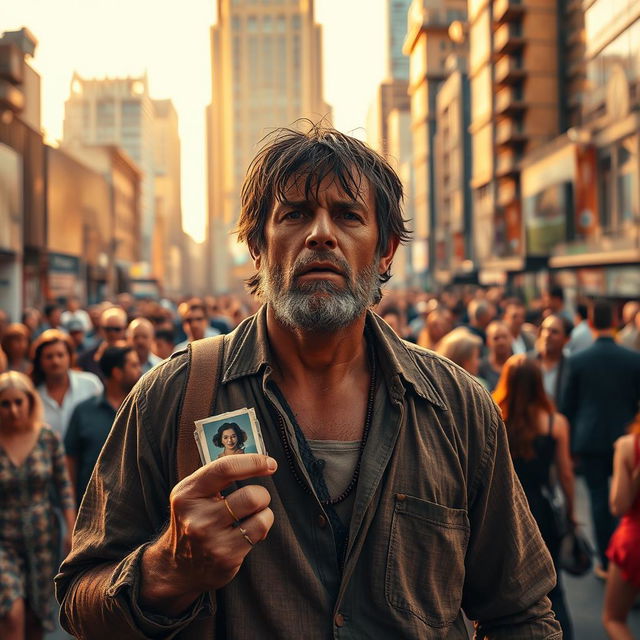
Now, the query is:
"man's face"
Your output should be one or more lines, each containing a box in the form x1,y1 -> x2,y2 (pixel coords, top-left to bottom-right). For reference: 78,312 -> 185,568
255,173 -> 396,332
40,341 -> 70,378
101,312 -> 127,346
131,325 -> 153,358
184,310 -> 208,340
539,316 -> 567,358
48,308 -> 62,327
487,324 -> 512,359
503,305 -> 525,336
115,350 -> 142,392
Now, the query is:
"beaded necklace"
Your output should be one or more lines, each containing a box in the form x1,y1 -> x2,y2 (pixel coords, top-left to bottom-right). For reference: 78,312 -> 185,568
275,340 -> 376,506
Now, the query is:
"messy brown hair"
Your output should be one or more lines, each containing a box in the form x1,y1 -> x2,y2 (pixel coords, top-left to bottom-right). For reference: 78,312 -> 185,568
237,122 -> 411,297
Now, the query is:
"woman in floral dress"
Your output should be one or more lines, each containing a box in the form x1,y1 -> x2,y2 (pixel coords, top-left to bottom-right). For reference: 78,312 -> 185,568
0,371 -> 76,639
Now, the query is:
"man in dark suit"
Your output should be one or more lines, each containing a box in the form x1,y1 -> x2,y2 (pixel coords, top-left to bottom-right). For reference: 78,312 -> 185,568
561,300 -> 640,576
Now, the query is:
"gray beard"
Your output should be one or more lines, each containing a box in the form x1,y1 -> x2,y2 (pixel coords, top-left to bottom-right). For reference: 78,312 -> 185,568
258,255 -> 380,332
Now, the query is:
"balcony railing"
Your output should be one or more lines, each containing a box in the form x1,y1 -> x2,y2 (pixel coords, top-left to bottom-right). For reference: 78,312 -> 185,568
495,86 -> 526,114
494,22 -> 525,55
493,0 -> 525,24
495,118 -> 528,145
494,55 -> 526,85
495,150 -> 520,176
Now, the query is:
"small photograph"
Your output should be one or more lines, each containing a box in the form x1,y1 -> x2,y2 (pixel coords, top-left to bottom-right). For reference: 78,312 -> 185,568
194,407 -> 266,465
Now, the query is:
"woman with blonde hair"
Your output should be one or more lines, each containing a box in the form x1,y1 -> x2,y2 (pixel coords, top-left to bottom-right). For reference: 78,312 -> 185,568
0,371 -> 76,639
603,414 -> 640,639
493,354 -> 575,639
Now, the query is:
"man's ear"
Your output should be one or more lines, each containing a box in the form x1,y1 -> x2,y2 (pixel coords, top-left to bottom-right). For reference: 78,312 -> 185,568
378,235 -> 400,275
249,243 -> 261,270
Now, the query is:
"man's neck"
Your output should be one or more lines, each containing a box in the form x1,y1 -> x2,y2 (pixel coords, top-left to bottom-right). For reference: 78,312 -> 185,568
266,305 -> 369,390
594,329 -> 615,339
46,372 -> 70,390
490,352 -> 510,368
105,380 -> 127,411
539,351 -> 562,368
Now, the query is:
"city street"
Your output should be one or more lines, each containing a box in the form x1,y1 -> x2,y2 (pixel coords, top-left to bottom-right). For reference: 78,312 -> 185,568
46,478 -> 640,640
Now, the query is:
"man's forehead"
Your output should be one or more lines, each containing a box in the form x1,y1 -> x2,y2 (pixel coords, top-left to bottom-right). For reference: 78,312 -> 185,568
277,170 -> 372,205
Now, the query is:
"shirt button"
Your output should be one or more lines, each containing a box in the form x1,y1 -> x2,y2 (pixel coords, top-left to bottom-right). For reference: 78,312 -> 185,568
334,612 -> 345,627
317,514 -> 328,528
396,493 -> 407,501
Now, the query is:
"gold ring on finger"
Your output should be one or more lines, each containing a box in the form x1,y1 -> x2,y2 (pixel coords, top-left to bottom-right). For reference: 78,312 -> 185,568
222,496 -> 241,525
239,526 -> 254,547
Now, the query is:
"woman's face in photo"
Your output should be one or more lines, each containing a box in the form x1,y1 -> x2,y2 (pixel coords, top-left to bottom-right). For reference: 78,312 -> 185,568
221,428 -> 238,451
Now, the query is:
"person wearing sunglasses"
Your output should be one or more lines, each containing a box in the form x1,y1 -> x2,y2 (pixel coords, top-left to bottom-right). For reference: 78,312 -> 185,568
77,307 -> 128,380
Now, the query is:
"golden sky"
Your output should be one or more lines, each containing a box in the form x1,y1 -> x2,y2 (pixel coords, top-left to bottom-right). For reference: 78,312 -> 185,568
4,0 -> 387,243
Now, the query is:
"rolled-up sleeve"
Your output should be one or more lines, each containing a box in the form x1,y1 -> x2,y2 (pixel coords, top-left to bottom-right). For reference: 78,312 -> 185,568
55,362 -> 208,639
462,404 -> 562,639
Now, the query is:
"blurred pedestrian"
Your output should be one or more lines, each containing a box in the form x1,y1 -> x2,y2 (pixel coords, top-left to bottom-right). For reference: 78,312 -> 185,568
534,314 -> 572,405
174,298 -> 218,352
562,300 -> 640,578
61,296 -> 92,333
603,413 -> 640,639
416,307 -> 453,350
493,354 -> 575,639
617,301 -> 640,351
152,328 -> 175,360
479,320 -> 512,392
0,371 -> 76,638
504,298 -> 535,355
32,329 -> 102,438
20,308 -> 41,339
126,318 -> 161,375
0,347 -> 7,374
1,324 -> 32,375
436,326 -> 485,384
77,307 -> 128,379
66,318 -> 88,353
65,345 -> 141,507
542,286 -> 573,324
567,303 -> 594,356
466,299 -> 495,347
0,309 -> 9,342
38,302 -> 65,335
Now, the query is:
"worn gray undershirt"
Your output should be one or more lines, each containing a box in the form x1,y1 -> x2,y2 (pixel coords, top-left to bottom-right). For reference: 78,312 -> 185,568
306,439 -> 361,525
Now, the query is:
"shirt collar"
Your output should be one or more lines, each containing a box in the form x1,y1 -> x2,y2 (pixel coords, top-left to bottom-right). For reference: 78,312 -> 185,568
222,304 -> 446,409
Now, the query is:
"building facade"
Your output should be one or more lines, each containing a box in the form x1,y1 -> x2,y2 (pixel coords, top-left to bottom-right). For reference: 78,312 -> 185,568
152,98 -> 185,299
404,0 -> 467,283
0,28 -> 46,319
63,74 -> 157,265
433,54 -> 473,285
206,0 -> 331,293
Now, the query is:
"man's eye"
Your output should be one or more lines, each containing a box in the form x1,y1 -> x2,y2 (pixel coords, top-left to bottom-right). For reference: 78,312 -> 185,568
283,210 -> 302,220
341,211 -> 361,221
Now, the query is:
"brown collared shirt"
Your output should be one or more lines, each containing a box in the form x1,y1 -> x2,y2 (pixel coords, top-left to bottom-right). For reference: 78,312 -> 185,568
56,306 -> 561,639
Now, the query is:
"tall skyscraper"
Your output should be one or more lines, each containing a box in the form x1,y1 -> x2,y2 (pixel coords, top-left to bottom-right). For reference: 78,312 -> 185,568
388,0 -> 412,80
404,0 -> 467,282
206,0 -> 331,293
63,74 -> 163,269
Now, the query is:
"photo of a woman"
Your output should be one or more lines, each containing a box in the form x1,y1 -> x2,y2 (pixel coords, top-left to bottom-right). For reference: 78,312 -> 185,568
212,422 -> 247,458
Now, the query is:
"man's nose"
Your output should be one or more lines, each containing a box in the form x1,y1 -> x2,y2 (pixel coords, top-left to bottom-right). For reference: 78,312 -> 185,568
305,210 -> 336,250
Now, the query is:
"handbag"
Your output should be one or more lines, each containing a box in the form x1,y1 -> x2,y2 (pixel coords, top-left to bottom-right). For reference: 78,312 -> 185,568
540,478 -> 570,540
559,527 -> 593,576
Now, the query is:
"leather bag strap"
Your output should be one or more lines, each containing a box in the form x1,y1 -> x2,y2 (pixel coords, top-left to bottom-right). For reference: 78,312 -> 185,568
177,335 -> 225,480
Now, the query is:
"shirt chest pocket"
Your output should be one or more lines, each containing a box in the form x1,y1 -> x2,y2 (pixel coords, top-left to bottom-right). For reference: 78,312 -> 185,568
385,493 -> 470,628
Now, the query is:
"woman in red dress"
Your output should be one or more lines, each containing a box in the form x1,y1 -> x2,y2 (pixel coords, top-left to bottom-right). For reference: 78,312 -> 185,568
603,414 -> 640,639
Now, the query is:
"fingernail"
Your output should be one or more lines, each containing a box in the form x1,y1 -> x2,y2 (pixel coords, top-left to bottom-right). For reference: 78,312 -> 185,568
267,457 -> 277,471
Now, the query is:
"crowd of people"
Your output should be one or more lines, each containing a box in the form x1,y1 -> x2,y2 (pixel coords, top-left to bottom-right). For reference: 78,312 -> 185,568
0,285 -> 639,637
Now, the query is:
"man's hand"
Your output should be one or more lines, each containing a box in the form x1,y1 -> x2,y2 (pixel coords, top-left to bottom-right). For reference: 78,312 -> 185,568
140,454 -> 277,616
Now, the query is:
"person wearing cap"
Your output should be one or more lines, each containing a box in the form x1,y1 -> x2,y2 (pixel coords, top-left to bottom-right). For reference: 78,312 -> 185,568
65,318 -> 87,353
